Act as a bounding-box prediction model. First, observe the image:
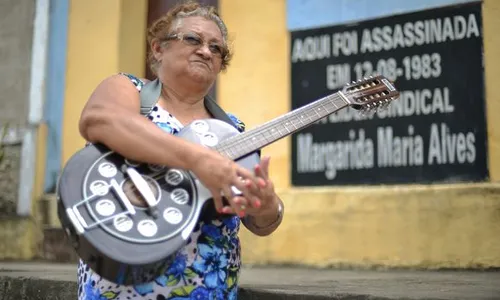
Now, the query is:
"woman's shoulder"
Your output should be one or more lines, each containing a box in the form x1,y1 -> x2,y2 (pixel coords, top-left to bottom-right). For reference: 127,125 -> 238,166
117,73 -> 246,132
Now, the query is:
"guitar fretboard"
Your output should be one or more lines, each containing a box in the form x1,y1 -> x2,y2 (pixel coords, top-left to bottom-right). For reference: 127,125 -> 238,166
214,92 -> 348,160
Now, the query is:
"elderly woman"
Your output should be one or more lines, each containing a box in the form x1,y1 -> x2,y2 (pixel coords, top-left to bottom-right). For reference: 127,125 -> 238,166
77,1 -> 284,299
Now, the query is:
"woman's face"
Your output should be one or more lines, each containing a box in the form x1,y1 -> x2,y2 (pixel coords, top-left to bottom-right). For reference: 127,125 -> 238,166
153,16 -> 226,91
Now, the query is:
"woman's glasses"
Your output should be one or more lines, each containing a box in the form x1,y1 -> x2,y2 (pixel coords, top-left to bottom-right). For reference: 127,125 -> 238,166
166,32 -> 228,59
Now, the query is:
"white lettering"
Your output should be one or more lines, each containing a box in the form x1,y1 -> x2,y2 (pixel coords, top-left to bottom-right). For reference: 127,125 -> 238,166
332,31 -> 358,57
467,13 -> 480,38
377,88 -> 453,119
427,123 -> 476,165
428,124 -> 442,164
454,15 -> 467,39
377,125 -> 424,167
326,64 -> 351,90
359,14 -> 481,54
291,35 -> 331,63
296,131 -> 374,180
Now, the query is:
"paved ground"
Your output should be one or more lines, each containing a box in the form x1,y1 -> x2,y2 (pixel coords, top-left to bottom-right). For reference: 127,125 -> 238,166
0,262 -> 500,299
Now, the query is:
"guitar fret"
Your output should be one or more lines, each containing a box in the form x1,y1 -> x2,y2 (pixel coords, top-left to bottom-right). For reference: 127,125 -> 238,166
319,102 -> 328,119
227,148 -> 236,159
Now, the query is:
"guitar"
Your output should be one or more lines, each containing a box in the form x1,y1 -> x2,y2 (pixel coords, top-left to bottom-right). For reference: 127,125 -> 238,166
56,75 -> 399,285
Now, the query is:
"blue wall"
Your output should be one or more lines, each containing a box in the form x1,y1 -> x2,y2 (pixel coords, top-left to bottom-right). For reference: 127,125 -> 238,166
43,0 -> 69,192
287,0 -> 480,30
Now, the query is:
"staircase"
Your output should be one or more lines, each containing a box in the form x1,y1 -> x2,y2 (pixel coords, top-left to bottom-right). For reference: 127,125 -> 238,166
38,194 -> 78,263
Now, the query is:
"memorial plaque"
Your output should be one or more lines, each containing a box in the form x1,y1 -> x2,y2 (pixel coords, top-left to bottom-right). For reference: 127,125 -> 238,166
290,2 -> 488,186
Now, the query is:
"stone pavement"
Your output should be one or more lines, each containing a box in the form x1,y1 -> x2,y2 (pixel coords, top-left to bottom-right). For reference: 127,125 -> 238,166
0,262 -> 499,299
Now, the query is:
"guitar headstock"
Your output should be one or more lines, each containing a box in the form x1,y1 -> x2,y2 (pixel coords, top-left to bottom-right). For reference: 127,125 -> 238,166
341,75 -> 400,113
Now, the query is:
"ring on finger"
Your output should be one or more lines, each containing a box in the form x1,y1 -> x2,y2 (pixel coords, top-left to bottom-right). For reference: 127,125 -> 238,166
240,204 -> 246,210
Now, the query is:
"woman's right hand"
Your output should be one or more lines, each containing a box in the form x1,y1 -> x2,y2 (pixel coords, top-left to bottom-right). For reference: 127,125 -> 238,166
190,147 -> 260,216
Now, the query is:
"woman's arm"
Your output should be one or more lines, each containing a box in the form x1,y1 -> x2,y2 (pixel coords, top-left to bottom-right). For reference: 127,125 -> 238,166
79,74 -> 201,169
79,74 -> 259,213
242,196 -> 284,236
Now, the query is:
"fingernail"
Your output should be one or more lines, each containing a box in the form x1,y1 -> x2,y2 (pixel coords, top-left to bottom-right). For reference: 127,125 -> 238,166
239,211 -> 245,217
254,200 -> 261,208
259,178 -> 266,187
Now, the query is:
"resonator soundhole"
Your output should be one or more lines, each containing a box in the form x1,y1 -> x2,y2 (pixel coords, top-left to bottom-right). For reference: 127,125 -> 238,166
165,169 -> 184,186
171,188 -> 189,205
95,199 -> 116,216
163,207 -> 183,225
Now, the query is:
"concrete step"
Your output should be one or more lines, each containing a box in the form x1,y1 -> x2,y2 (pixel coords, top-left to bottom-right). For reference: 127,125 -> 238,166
38,193 -> 61,229
38,193 -> 78,262
40,227 -> 78,263
1,262 -> 500,300
0,217 -> 41,261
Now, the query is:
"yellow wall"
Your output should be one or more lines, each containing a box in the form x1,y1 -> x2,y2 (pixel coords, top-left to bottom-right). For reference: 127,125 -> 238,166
218,0 -> 290,190
46,0 -> 500,269
62,0 -> 148,165
483,0 -> 500,181
219,0 -> 500,268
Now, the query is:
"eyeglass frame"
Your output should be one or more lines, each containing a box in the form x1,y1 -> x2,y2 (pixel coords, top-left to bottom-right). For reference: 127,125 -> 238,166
164,31 -> 229,60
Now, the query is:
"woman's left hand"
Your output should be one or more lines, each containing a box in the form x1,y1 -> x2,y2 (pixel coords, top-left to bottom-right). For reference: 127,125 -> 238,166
222,156 -> 279,217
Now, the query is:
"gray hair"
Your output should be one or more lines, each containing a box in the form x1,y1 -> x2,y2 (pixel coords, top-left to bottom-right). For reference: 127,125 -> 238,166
171,8 -> 228,42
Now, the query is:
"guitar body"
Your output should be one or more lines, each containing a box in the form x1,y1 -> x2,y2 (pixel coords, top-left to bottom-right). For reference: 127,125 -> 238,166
57,119 -> 259,285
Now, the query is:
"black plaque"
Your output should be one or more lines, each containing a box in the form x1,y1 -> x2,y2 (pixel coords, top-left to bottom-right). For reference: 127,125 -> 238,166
290,2 -> 488,186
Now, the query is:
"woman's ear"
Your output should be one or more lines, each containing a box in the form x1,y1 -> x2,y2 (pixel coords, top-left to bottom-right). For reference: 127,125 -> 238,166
151,39 -> 163,61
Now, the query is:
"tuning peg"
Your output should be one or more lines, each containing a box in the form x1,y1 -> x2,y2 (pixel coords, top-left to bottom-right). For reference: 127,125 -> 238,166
377,100 -> 391,112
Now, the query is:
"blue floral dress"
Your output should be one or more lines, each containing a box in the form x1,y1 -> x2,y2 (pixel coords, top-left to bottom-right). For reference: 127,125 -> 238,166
77,73 -> 246,300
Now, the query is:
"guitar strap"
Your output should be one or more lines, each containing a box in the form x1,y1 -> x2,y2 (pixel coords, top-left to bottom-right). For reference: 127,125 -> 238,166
139,78 -> 162,116
139,78 -> 239,131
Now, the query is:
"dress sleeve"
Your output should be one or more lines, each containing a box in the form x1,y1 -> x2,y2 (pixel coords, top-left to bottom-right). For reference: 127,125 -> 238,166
226,113 -> 246,133
119,72 -> 145,91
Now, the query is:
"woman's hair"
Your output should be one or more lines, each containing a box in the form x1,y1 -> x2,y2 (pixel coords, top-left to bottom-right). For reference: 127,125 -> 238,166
147,0 -> 232,74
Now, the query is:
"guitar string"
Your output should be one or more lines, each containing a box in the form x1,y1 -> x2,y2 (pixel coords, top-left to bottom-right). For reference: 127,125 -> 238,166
214,93 -> 346,159
117,92 -> 379,201
99,83 -> 393,207
219,87 -> 394,158
216,94 -> 342,156
117,89 -> 391,201
117,93 -> 346,203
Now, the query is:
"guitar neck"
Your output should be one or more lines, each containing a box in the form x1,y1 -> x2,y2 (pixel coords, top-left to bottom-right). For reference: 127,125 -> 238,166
214,91 -> 349,160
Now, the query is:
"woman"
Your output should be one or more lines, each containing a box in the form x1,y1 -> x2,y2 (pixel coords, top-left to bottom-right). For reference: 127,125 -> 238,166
77,1 -> 284,299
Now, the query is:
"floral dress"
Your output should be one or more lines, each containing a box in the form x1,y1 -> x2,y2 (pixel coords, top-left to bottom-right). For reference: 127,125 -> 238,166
77,73 -> 246,300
